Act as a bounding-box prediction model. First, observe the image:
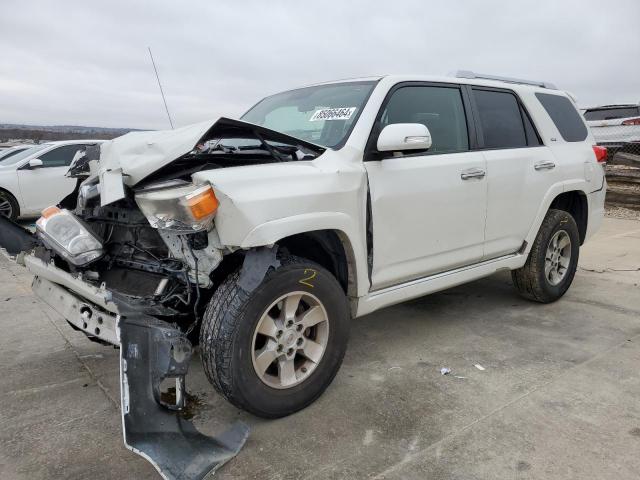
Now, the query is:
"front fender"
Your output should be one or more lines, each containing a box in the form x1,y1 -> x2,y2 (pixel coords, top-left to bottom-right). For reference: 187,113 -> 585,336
192,155 -> 370,296
240,212 -> 353,247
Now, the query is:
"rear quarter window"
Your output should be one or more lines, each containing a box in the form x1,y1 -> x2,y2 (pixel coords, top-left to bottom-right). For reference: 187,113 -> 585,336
535,93 -> 588,142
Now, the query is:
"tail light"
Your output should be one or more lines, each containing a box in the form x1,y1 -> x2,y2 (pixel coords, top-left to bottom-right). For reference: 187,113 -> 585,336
593,145 -> 607,163
621,117 -> 640,126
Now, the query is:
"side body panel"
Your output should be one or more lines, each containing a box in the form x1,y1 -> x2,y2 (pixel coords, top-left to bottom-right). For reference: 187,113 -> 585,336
192,149 -> 371,297
365,151 -> 487,289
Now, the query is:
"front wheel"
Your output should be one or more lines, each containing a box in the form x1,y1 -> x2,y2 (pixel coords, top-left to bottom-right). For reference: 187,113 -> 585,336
0,190 -> 19,221
200,254 -> 350,418
512,209 -> 580,303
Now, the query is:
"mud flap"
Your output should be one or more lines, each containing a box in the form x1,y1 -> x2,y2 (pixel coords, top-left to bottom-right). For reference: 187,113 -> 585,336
118,314 -> 249,479
0,215 -> 39,256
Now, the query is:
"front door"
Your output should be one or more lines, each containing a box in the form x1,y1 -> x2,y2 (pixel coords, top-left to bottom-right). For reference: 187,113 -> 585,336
17,144 -> 86,215
365,84 -> 487,290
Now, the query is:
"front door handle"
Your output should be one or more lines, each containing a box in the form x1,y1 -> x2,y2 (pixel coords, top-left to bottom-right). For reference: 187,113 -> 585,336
534,161 -> 556,171
461,168 -> 486,180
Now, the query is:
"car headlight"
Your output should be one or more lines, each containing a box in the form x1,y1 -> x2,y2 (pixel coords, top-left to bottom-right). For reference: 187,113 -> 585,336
36,207 -> 104,266
135,182 -> 219,232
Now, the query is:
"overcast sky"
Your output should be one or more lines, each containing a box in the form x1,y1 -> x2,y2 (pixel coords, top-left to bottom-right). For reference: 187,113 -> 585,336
1,0 -> 638,130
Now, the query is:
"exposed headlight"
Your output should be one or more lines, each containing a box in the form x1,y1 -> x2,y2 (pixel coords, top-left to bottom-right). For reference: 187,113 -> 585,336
36,207 -> 104,266
135,183 -> 219,232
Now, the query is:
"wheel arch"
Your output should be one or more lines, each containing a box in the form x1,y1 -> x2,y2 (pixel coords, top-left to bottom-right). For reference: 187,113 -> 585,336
549,190 -> 588,245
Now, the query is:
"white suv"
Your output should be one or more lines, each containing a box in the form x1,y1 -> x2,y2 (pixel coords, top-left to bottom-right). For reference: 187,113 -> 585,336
0,72 -> 607,477
583,103 -> 640,159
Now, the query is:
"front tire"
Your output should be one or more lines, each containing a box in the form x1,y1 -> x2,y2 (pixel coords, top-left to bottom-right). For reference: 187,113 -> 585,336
0,190 -> 19,221
200,254 -> 350,418
512,209 -> 580,303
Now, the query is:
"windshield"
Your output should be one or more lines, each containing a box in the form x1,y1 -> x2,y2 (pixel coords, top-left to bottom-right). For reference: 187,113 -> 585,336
241,81 -> 377,148
0,147 -> 27,161
0,144 -> 50,166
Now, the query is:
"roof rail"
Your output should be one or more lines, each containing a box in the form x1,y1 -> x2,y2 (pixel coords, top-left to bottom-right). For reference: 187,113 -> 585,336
455,70 -> 557,90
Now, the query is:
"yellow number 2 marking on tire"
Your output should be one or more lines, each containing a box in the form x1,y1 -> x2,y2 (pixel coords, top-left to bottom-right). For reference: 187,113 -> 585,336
299,269 -> 317,288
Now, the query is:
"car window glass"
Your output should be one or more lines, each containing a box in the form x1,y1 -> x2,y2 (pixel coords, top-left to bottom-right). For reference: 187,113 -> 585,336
521,106 -> 542,146
583,107 -> 640,121
380,86 -> 469,154
474,89 -> 527,148
535,93 -> 588,142
37,144 -> 86,167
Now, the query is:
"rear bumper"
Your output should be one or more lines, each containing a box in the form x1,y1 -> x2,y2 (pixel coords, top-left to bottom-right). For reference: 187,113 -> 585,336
585,178 -> 606,242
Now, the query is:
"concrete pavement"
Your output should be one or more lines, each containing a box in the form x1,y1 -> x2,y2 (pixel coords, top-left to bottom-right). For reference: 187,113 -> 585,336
1,217 -> 639,479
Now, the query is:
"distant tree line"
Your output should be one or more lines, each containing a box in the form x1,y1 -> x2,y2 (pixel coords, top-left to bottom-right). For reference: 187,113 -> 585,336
0,127 -> 133,143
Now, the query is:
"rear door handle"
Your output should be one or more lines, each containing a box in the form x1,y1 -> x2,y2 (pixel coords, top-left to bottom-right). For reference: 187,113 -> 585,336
461,168 -> 486,180
534,161 -> 556,171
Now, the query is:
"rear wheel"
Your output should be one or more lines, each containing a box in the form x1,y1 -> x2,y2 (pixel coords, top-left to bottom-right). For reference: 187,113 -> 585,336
0,190 -> 19,221
200,254 -> 350,418
512,209 -> 580,303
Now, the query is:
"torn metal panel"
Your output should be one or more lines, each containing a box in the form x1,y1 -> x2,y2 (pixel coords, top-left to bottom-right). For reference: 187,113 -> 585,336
33,276 -> 119,345
119,314 -> 249,480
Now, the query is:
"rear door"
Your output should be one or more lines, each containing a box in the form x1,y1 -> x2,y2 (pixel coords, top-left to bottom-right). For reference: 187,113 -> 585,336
470,87 -> 561,259
17,144 -> 87,214
365,83 -> 487,290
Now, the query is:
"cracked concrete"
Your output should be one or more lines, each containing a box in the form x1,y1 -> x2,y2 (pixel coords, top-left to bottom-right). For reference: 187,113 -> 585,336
1,217 -> 639,479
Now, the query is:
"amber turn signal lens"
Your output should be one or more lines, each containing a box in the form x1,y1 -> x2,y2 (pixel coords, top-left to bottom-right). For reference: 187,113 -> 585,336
41,206 -> 61,219
186,187 -> 219,221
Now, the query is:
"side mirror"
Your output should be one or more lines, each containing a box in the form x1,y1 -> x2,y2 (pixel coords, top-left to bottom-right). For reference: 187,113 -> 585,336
27,158 -> 44,169
377,123 -> 432,152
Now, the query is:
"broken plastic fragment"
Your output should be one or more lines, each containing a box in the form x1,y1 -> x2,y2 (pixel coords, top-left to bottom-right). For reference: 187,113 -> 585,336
440,367 -> 451,375
474,364 -> 485,371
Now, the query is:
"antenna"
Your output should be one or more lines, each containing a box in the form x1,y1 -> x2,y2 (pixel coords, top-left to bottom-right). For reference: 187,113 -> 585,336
147,47 -> 174,129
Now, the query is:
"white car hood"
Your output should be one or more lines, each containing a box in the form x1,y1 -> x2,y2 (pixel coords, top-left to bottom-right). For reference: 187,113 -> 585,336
95,117 -> 326,206
99,118 -> 217,187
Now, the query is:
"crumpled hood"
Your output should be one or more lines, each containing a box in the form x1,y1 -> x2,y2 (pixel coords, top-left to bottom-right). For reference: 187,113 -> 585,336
99,118 -> 218,187
98,117 -> 326,189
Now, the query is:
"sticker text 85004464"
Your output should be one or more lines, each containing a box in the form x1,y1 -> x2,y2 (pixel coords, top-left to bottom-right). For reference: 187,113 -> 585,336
309,107 -> 356,122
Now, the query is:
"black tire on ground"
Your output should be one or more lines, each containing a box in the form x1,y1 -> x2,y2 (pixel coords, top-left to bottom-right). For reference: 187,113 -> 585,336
512,208 -> 580,303
200,254 -> 350,418
0,190 -> 19,221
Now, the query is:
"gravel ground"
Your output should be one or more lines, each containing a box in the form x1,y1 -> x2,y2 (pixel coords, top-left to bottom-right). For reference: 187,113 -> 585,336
605,205 -> 640,221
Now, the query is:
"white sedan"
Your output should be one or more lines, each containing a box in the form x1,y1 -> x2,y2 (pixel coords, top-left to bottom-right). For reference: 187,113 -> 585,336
0,140 -> 104,220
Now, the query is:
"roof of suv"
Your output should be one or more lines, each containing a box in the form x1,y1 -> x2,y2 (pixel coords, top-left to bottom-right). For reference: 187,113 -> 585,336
305,74 -> 562,95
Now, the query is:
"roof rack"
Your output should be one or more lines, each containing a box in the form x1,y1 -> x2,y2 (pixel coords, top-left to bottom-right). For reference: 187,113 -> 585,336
455,70 -> 557,90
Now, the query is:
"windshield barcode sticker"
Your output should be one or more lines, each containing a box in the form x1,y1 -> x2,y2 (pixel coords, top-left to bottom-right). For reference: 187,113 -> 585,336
310,107 -> 356,122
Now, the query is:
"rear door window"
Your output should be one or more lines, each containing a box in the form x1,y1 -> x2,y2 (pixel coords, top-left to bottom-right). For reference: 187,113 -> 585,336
472,89 -> 528,149
535,93 -> 588,142
37,144 -> 86,167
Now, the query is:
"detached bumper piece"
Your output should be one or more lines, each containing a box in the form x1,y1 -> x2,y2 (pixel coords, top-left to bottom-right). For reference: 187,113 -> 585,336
119,315 -> 249,480
0,215 -> 39,256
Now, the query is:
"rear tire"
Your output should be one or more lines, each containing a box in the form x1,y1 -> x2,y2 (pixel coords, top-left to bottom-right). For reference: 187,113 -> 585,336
0,190 -> 19,221
200,254 -> 350,418
512,209 -> 580,303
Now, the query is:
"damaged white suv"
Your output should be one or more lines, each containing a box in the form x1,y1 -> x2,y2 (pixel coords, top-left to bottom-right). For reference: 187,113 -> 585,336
1,72 -> 606,477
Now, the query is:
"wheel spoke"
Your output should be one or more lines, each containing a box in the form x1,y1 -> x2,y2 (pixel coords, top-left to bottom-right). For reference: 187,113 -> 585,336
297,306 -> 325,330
254,347 -> 278,375
301,339 -> 323,363
278,358 -> 297,386
256,314 -> 279,339
558,235 -> 570,250
283,293 -> 302,321
544,259 -> 553,278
